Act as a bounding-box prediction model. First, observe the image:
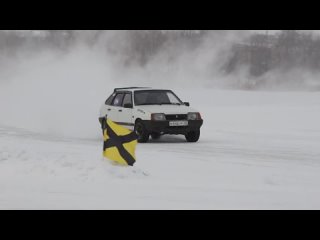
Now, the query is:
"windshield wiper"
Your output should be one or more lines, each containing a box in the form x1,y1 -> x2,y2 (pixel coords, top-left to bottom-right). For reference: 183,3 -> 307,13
160,103 -> 181,105
136,103 -> 162,106
137,103 -> 182,106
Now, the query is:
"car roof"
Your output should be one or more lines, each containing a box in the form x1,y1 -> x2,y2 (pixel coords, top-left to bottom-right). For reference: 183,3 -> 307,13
114,87 -> 149,92
114,87 -> 171,92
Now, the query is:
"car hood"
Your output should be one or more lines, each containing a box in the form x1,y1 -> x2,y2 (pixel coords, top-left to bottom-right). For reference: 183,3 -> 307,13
136,105 -> 198,114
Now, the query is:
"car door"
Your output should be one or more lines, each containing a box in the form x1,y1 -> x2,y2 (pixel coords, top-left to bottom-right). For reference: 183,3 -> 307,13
100,92 -> 116,120
120,92 -> 134,130
110,92 -> 125,123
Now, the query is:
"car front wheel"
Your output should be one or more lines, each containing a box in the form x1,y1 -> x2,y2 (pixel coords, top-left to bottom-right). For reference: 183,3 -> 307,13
185,130 -> 200,143
134,121 -> 150,143
151,132 -> 161,140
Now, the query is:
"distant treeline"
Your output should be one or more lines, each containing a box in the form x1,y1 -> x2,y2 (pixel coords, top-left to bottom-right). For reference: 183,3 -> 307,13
225,30 -> 320,77
2,30 -> 320,77
0,30 -> 209,64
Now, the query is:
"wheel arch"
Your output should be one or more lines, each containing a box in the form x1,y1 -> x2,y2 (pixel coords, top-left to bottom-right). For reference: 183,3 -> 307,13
135,118 -> 143,125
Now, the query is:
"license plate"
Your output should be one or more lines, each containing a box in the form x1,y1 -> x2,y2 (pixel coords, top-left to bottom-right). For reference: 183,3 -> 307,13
169,121 -> 188,127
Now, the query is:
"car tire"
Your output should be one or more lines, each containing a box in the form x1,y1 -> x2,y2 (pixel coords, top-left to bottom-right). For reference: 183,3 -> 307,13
185,130 -> 200,143
151,133 -> 161,140
134,121 -> 149,143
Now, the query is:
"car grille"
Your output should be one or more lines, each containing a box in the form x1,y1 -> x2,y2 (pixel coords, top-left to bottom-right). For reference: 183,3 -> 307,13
165,114 -> 188,120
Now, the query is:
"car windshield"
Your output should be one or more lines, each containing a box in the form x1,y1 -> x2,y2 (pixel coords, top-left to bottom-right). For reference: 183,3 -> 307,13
134,90 -> 183,106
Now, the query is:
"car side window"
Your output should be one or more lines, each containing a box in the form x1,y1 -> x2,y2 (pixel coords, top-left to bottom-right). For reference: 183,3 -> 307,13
105,93 -> 116,105
112,93 -> 125,107
122,93 -> 132,107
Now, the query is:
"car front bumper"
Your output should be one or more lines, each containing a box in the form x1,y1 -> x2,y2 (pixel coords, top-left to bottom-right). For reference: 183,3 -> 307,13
142,120 -> 203,135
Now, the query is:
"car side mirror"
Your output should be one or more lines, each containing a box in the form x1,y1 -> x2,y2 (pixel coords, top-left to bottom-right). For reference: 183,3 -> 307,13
124,103 -> 133,109
184,102 -> 190,107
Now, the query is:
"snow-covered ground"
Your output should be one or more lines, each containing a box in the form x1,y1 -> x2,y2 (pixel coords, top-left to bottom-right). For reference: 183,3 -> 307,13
1,89 -> 320,209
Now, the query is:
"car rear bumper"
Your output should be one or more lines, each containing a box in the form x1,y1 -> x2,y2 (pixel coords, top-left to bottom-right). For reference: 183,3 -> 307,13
142,120 -> 203,135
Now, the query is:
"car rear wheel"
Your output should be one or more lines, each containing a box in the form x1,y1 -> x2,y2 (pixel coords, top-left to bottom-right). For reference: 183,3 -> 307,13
134,121 -> 149,143
185,130 -> 200,142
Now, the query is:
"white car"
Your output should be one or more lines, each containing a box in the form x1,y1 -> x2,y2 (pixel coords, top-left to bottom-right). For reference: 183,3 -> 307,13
99,87 -> 203,143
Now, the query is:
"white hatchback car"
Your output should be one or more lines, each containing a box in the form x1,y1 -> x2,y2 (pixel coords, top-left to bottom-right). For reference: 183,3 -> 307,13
99,87 -> 203,143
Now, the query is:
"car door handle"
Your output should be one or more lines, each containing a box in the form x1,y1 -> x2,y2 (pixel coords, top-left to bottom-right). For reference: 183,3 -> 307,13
107,109 -> 111,111
118,110 -> 123,112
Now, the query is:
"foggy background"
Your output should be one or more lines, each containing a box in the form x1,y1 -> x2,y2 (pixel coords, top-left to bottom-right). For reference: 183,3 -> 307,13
1,30 -> 320,139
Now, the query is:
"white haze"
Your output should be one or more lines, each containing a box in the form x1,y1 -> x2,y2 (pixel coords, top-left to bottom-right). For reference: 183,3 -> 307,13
0,30 -> 319,139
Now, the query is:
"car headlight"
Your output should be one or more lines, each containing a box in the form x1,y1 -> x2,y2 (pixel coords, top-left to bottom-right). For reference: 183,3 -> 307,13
151,113 -> 166,121
188,112 -> 201,120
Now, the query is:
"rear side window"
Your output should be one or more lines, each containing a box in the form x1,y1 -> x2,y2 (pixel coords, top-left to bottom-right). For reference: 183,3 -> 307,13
112,93 -> 125,107
105,93 -> 116,105
122,93 -> 132,106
